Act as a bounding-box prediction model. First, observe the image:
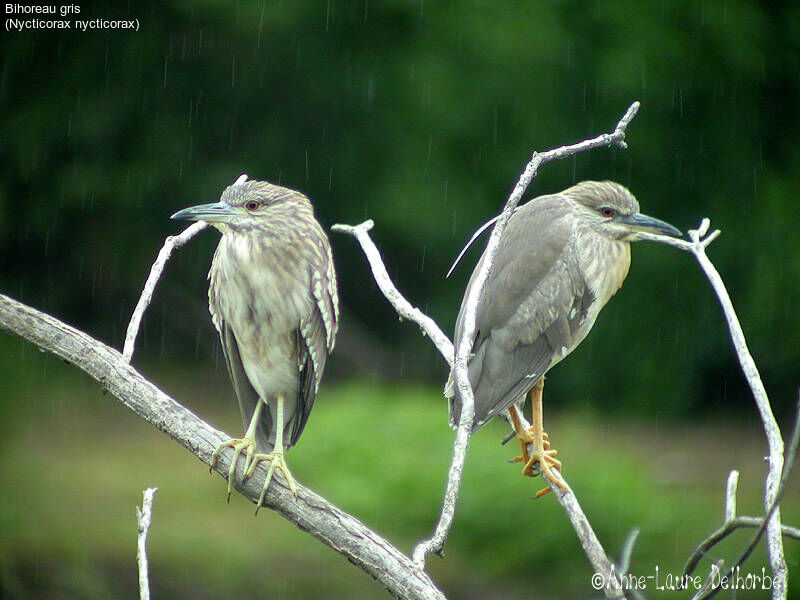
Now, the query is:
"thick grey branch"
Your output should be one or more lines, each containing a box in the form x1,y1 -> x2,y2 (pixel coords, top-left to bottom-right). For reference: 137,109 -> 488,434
0,293 -> 445,600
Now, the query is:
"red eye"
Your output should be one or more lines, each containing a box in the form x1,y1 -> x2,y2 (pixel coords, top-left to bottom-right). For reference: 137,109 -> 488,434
245,200 -> 260,211
600,207 -> 615,218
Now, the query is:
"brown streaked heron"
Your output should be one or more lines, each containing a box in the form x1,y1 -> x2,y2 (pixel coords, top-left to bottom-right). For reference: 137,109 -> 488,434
444,181 -> 681,494
172,175 -> 338,511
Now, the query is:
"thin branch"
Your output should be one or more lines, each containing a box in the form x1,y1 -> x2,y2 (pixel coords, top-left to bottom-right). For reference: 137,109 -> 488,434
695,396 -> 800,600
617,528 -> 640,577
0,293 -> 446,600
330,220 -> 454,365
614,529 -> 647,600
690,561 -> 725,600
123,221 -> 208,362
641,220 -> 788,599
724,470 -> 739,523
136,487 -> 158,600
412,101 -> 640,577
687,515 -> 800,576
337,102 -> 640,595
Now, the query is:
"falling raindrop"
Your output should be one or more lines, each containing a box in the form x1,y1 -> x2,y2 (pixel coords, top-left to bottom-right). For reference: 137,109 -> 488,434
160,303 -> 166,357
326,0 -> 331,30
257,2 -> 265,48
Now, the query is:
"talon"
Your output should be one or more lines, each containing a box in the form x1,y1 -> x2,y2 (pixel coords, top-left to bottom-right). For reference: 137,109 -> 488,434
249,450 -> 297,515
210,436 -> 259,499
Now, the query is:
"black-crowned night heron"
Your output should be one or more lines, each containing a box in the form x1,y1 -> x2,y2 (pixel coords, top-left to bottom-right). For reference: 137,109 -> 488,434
171,175 -> 338,511
444,181 -> 680,494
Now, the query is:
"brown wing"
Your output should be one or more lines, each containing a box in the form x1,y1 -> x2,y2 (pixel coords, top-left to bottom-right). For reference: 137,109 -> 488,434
291,232 -> 339,447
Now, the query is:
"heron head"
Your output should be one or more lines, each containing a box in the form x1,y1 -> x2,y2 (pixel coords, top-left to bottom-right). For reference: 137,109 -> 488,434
171,174 -> 311,233
567,181 -> 682,241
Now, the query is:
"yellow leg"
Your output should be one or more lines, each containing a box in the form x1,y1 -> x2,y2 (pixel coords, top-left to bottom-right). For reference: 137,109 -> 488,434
209,400 -> 263,502
508,379 -> 566,496
244,395 -> 298,515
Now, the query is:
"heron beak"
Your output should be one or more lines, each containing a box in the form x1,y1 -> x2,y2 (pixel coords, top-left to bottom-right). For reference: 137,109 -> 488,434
618,212 -> 682,238
170,201 -> 238,223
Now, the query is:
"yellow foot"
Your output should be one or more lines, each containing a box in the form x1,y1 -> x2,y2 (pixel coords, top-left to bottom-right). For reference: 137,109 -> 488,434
525,446 -> 565,497
209,436 -> 258,502
511,431 -> 552,469
245,450 -> 298,515
512,428 -> 567,496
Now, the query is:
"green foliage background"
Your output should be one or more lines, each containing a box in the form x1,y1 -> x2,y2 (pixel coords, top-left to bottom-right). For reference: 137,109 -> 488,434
1,1 -> 799,598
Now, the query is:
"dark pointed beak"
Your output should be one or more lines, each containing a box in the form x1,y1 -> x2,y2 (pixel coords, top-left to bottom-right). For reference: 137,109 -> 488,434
618,212 -> 682,238
170,201 -> 237,223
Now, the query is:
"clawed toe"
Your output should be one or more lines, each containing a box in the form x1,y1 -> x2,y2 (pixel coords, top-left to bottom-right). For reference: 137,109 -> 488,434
210,437 -> 259,501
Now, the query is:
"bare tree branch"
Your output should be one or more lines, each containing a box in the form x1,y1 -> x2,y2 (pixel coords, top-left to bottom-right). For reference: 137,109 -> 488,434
617,528 -> 640,578
415,102 -> 640,576
419,102 -> 640,581
640,220 -> 789,599
0,293 -> 446,600
337,102 -> 641,596
123,221 -> 208,362
724,470 -> 740,523
681,396 -> 800,600
330,220 -> 454,365
334,218 -> 626,597
136,487 -> 158,600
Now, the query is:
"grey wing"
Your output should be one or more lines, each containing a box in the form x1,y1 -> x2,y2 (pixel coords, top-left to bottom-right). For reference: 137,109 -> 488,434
447,198 -> 590,430
291,242 -> 339,447
466,261 -> 593,430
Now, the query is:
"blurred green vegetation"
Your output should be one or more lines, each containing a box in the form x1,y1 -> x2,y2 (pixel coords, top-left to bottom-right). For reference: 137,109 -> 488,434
1,335 -> 798,598
2,1 -> 800,598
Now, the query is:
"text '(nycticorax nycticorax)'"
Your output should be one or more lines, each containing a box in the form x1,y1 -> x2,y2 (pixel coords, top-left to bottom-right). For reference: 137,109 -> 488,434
172,175 -> 338,511
445,181 -> 680,494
